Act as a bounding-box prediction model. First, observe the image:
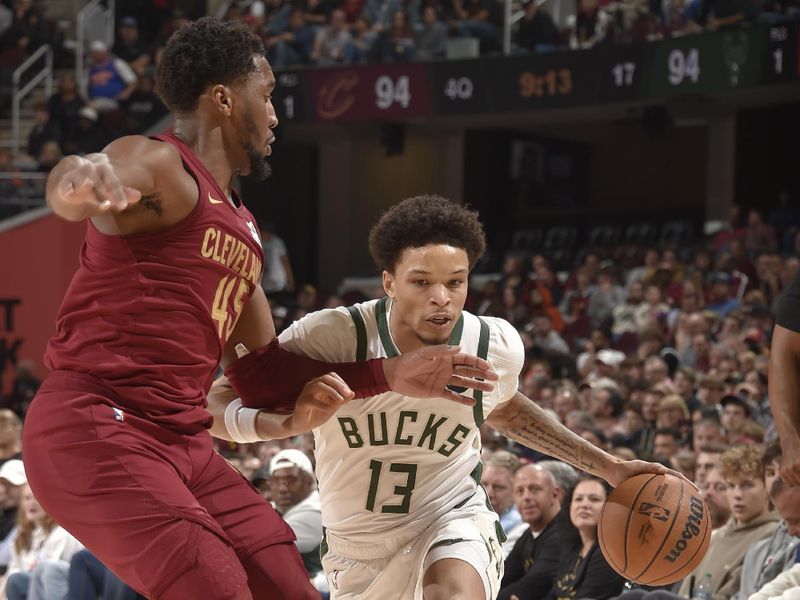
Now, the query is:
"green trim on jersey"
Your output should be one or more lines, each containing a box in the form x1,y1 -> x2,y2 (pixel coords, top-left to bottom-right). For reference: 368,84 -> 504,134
346,305 -> 368,361
375,298 -> 399,358
320,527 -> 328,560
471,317 -> 491,428
375,297 -> 466,359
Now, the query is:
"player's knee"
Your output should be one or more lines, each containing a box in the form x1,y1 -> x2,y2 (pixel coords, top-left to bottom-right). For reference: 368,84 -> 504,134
156,526 -> 250,600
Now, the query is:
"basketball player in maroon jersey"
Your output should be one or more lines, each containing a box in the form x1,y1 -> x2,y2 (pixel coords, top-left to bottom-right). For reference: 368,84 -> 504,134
22,17 -> 497,600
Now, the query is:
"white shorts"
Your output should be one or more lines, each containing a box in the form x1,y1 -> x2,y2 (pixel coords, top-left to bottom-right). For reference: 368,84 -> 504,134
321,490 -> 504,600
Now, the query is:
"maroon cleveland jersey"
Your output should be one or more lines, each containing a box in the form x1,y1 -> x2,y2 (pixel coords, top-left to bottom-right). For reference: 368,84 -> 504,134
46,132 -> 265,433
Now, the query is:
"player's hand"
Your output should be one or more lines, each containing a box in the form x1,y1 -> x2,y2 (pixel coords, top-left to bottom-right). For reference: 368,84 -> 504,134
608,459 -> 693,489
779,438 -> 800,486
383,346 -> 499,406
285,373 -> 355,433
50,154 -> 141,220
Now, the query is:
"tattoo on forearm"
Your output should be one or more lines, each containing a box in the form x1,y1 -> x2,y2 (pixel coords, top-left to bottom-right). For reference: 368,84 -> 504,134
496,407 -> 606,473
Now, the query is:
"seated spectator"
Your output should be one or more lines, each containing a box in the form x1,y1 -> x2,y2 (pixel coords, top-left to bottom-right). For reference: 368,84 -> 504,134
303,0 -> 337,27
67,549 -> 144,600
86,40 -> 138,112
514,0 -> 560,53
25,103 -> 60,162
122,74 -> 167,134
545,476 -> 624,600
311,9 -> 354,65
588,270 -> 626,330
694,443 -> 727,488
47,73 -> 84,144
720,394 -> 750,436
66,107 -> 108,156
0,459 -> 26,573
733,447 -> 800,600
349,15 -> 379,63
677,445 -> 779,599
266,8 -> 316,67
566,0 -> 610,49
269,450 -> 323,584
362,0 -> 404,32
706,272 -> 741,317
373,9 -> 416,62
481,451 -> 522,537
36,140 -> 62,173
415,6 -> 448,59
1,483 -> 83,599
652,426 -> 683,463
528,315 -> 570,356
749,563 -> 800,600
700,466 -> 732,530
498,464 -> 565,600
0,0 -> 47,70
112,17 -> 152,75
446,0 -> 499,52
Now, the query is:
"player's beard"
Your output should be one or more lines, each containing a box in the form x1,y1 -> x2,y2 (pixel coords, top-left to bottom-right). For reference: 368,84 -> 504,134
240,114 -> 272,182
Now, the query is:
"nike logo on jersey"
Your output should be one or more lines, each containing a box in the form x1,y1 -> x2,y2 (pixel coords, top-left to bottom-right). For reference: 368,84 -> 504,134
208,193 -> 224,204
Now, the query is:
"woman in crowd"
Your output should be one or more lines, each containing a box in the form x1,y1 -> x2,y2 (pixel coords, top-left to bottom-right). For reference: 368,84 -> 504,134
2,484 -> 82,600
546,475 -> 625,600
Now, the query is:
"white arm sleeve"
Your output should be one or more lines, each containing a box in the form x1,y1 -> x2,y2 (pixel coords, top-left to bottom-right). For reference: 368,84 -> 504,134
223,398 -> 263,443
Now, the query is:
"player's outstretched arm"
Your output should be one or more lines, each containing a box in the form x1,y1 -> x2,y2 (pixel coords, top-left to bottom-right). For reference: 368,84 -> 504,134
486,391 -> 682,487
769,324 -> 800,486
208,373 -> 353,442
45,136 -> 193,233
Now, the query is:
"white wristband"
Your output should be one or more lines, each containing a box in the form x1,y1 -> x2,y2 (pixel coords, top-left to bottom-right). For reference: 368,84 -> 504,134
223,398 -> 263,443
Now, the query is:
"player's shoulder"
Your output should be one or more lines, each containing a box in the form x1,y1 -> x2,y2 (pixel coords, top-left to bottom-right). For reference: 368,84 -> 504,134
104,135 -> 183,171
464,311 -> 525,373
277,299 -> 381,343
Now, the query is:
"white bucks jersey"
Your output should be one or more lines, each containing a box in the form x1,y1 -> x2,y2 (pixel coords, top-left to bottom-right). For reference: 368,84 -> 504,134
278,298 -> 524,543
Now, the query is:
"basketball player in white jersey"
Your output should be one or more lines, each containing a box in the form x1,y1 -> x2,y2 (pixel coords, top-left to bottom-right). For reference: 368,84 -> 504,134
208,196 -> 677,600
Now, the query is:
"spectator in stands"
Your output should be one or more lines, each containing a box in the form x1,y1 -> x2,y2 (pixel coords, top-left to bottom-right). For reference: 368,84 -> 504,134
587,385 -> 624,440
311,9 -> 354,65
303,0 -> 337,27
266,8 -> 316,67
349,15 -> 379,62
498,464 -> 564,600
733,448 -> 800,600
745,209 -> 778,254
67,549 -> 144,600
363,0 -> 404,32
68,106 -> 107,156
553,385 -> 580,424
260,222 -> 296,301
695,443 -> 727,489
122,73 -> 167,134
113,17 -> 151,76
446,0 -> 499,52
374,9 -> 416,62
546,476 -> 624,600
25,103 -> 60,162
652,427 -> 683,463
706,272 -> 741,316
514,0 -> 560,53
0,0 -> 47,69
700,467 -> 730,530
47,73 -> 84,144
36,140 -> 62,173
415,6 -> 448,59
0,459 -> 26,573
268,450 -> 324,586
1,483 -> 83,600
529,315 -> 570,356
86,40 -> 138,112
720,394 -> 750,435
588,269 -> 625,329
481,451 -> 522,536
677,445 -> 779,599
566,0 -> 610,49
693,417 -> 727,452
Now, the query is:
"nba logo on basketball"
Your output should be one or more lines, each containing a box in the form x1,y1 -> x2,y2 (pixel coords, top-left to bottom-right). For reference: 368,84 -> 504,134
638,502 -> 671,522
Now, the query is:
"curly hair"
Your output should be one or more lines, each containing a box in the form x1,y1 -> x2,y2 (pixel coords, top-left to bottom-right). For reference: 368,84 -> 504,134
155,17 -> 265,113
718,444 -> 765,481
368,196 -> 486,273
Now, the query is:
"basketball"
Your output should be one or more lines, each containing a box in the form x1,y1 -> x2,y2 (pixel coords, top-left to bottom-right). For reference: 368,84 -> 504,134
598,473 -> 711,586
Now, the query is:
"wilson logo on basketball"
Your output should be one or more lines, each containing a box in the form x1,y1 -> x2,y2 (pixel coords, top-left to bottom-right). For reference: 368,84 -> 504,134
663,496 -> 704,563
638,502 -> 671,522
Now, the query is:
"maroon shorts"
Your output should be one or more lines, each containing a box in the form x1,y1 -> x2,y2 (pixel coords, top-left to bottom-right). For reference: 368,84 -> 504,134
23,371 -> 306,599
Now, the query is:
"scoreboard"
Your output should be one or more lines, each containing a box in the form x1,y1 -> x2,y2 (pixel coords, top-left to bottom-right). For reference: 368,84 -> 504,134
272,24 -> 800,123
